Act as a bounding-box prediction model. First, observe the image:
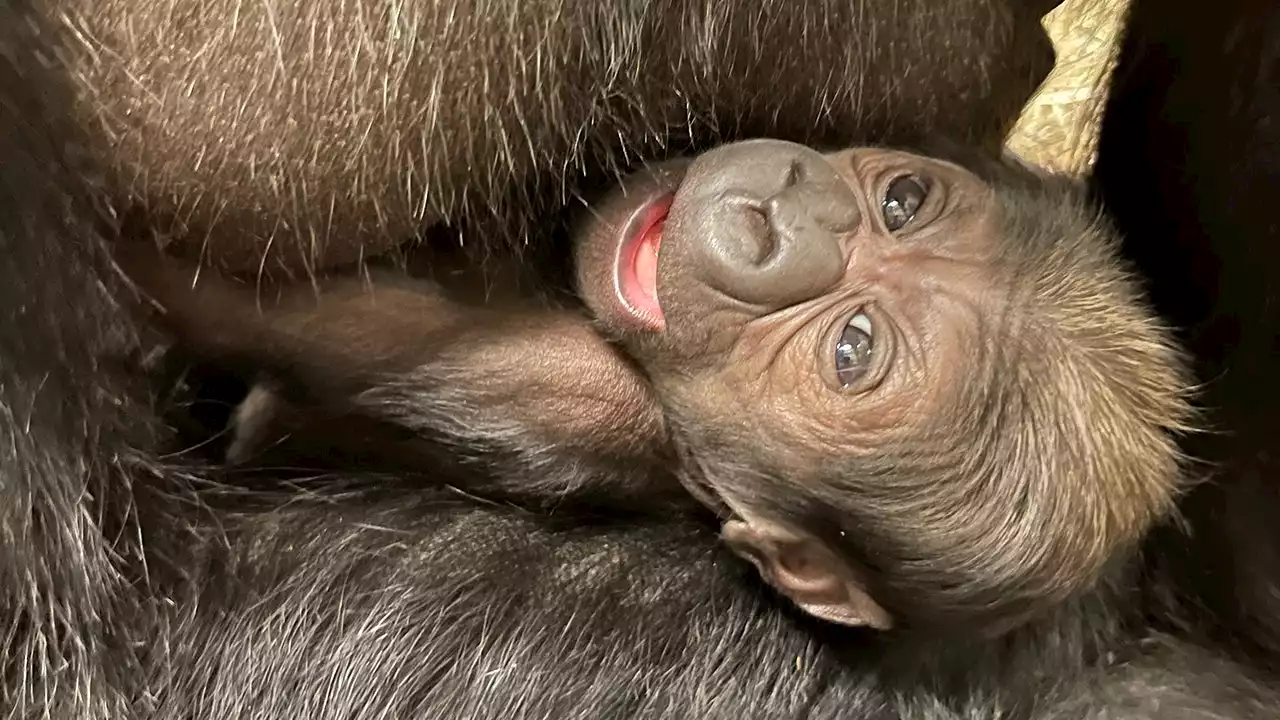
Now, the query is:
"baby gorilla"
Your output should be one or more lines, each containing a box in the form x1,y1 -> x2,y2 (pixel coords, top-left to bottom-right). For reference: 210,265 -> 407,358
122,140 -> 1192,638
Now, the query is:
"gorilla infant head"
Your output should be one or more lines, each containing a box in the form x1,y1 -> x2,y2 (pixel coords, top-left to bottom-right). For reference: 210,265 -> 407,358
570,139 -> 1192,633
126,140 -> 1192,639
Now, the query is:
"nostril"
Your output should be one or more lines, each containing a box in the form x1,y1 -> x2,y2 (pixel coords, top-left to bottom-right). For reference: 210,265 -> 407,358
763,181 -> 859,255
744,204 -> 774,266
722,193 -> 774,265
784,159 -> 805,189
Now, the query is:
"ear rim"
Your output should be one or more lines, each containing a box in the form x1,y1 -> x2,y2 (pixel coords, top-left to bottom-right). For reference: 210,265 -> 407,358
722,517 -> 894,631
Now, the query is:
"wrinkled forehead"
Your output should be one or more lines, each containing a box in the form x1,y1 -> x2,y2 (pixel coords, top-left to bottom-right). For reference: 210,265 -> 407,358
820,146 -> 988,185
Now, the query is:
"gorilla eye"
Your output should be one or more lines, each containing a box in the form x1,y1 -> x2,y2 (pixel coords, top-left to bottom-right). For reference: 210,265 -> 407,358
834,312 -> 874,388
882,175 -> 929,231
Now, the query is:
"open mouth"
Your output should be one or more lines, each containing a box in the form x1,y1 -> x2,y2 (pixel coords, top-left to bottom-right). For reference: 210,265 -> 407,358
614,193 -> 673,332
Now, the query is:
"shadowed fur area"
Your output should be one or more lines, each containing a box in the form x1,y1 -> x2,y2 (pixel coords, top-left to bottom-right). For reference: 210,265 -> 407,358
1093,0 -> 1280,673
0,7 -> 156,715
108,491 -> 1280,719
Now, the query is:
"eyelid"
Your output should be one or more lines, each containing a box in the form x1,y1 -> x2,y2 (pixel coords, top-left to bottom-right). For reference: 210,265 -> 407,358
848,312 -> 873,337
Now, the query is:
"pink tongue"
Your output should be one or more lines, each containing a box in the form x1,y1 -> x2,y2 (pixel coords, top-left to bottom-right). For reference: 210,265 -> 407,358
620,207 -> 666,330
634,229 -> 661,315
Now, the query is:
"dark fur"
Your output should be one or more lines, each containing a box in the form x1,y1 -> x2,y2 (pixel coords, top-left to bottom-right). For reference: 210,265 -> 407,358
0,6 -> 156,713
62,0 -> 1058,275
3,0 -> 1279,717
128,489 -> 1280,719
1094,0 -> 1280,674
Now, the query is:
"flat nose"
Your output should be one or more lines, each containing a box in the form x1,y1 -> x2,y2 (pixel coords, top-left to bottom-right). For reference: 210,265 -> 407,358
672,139 -> 860,310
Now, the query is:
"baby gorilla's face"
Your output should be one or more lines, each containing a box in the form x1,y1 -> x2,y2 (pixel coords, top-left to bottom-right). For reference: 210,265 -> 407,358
573,139 -> 1190,635
575,140 -> 1001,499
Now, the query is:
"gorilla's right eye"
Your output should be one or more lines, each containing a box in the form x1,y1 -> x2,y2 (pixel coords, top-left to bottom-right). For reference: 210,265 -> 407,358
835,312 -> 874,388
882,175 -> 929,231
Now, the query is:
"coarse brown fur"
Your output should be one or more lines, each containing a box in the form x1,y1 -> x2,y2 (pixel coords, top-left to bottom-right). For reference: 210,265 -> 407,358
61,0 -> 1056,275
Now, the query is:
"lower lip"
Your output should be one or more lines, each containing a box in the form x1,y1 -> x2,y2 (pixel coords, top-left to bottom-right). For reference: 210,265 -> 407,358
615,195 -> 673,331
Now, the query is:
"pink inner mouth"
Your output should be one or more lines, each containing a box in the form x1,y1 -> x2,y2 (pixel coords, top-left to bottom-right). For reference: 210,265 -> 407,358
617,196 -> 671,331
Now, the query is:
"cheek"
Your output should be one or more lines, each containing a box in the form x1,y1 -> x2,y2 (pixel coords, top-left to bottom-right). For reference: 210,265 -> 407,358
771,397 -> 921,461
665,369 -> 907,466
662,318 -> 859,443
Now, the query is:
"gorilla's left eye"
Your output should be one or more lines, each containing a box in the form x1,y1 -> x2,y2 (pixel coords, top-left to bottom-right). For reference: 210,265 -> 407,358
882,175 -> 929,231
835,312 -> 874,388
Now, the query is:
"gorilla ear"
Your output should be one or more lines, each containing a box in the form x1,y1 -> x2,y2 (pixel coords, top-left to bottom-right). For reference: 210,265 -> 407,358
722,518 -> 893,630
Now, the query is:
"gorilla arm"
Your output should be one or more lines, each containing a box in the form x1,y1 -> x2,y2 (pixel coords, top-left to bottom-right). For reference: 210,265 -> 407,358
120,250 -> 681,511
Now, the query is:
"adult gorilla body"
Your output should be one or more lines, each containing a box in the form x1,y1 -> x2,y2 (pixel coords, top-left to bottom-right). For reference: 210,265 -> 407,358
1,0 -> 1277,719
63,0 -> 1056,275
